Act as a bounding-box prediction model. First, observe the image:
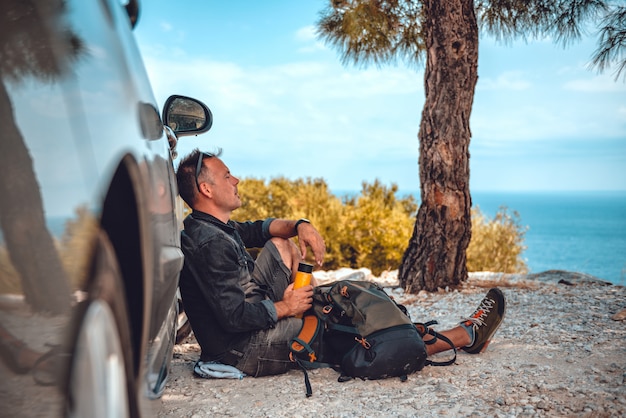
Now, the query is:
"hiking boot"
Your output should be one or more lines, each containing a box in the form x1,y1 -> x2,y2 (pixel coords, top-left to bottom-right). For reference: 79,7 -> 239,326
461,288 -> 505,354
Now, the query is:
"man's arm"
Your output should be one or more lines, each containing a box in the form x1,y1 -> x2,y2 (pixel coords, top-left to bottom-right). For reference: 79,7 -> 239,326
268,219 -> 326,266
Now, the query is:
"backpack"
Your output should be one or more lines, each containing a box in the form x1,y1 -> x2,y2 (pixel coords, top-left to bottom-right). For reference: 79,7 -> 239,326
289,280 -> 456,397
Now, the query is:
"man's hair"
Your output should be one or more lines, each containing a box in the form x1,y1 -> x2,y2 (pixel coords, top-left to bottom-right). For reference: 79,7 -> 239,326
176,148 -> 222,207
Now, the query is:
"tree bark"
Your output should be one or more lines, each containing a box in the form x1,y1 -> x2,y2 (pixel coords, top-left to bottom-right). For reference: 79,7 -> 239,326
399,0 -> 478,292
0,81 -> 71,314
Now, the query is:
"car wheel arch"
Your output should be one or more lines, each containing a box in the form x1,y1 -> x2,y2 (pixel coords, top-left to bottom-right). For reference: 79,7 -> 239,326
100,153 -> 155,382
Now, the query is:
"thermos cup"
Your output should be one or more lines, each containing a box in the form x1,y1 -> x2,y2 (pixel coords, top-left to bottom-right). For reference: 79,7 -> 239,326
293,262 -> 313,318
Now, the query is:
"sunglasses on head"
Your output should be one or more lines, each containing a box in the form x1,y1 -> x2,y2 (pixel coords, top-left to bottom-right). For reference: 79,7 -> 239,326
195,151 -> 212,191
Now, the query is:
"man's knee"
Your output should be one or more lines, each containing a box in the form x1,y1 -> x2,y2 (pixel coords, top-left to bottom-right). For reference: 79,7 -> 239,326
269,237 -> 300,268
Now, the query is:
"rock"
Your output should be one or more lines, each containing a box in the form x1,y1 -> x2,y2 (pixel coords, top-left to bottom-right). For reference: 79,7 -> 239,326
611,308 -> 626,321
527,270 -> 612,286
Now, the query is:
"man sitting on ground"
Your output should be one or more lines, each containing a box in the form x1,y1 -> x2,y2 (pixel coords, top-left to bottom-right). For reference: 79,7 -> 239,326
175,149 -> 506,377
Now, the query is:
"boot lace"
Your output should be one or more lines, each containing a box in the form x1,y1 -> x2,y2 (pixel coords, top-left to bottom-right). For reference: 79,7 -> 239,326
461,296 -> 496,328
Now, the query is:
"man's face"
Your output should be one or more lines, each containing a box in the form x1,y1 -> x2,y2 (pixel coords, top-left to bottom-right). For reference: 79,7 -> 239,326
204,157 -> 241,212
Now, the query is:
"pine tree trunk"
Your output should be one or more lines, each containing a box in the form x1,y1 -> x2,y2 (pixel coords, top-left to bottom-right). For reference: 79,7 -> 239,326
399,0 -> 478,292
0,81 -> 71,314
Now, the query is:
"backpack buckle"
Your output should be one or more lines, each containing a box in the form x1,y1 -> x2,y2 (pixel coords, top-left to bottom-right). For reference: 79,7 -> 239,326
355,336 -> 371,349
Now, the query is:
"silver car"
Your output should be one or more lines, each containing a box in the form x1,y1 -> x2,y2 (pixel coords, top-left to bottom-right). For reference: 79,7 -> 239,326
0,0 -> 209,416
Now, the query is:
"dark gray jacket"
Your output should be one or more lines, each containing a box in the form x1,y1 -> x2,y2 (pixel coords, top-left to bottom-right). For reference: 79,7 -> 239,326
179,210 -> 277,362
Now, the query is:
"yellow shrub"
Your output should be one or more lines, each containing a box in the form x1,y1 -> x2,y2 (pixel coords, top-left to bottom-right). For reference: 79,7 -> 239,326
467,206 -> 528,273
200,177 -> 527,276
233,177 -> 416,275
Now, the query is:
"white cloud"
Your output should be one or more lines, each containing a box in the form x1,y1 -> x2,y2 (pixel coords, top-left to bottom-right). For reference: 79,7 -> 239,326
144,49 -> 422,110
563,73 -> 626,92
477,71 -> 531,91
556,64 -> 579,76
471,98 -> 625,144
139,32 -> 623,192
294,25 -> 327,53
141,48 -> 424,190
297,43 -> 328,54
295,25 -> 316,42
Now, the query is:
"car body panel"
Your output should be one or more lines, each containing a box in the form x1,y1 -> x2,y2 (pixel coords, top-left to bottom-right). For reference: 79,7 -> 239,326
0,0 -> 192,415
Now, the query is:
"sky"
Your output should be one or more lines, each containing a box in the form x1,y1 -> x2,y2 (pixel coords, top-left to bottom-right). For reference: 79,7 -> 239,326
134,0 -> 626,193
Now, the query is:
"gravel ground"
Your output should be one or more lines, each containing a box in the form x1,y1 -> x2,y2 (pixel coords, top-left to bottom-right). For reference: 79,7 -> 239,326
159,270 -> 626,418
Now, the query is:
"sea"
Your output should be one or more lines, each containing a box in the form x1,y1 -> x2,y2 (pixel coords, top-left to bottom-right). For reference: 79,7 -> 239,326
335,190 -> 626,286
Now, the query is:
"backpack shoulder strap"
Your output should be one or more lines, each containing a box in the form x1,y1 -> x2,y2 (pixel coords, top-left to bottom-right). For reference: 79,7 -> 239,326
289,315 -> 336,397
290,315 -> 321,362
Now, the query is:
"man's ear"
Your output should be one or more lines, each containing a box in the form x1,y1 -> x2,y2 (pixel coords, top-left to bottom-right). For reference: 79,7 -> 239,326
203,185 -> 213,198
196,184 -> 211,199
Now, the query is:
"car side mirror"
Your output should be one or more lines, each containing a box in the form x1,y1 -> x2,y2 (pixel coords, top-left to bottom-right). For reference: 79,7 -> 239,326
162,95 -> 213,137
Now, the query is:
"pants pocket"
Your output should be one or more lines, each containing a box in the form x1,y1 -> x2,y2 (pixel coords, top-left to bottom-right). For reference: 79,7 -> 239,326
253,356 -> 294,377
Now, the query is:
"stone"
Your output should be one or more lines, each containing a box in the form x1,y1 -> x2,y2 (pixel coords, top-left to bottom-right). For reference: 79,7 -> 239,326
611,308 -> 626,321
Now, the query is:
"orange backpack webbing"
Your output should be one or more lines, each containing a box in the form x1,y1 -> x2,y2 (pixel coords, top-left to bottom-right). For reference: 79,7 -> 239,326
288,314 -> 338,397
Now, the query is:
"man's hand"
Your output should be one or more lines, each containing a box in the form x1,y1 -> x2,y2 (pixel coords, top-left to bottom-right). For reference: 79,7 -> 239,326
275,283 -> 313,319
296,222 -> 325,267
268,218 -> 326,267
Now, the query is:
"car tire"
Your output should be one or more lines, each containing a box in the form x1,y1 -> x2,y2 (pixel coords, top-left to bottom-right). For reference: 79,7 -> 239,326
175,290 -> 192,344
65,231 -> 137,418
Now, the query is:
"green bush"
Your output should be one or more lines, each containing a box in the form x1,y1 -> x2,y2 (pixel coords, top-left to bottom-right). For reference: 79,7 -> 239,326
234,177 -> 527,275
234,176 -> 347,267
467,206 -> 528,274
0,206 -> 98,294
233,177 -> 416,275
337,180 -> 417,275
